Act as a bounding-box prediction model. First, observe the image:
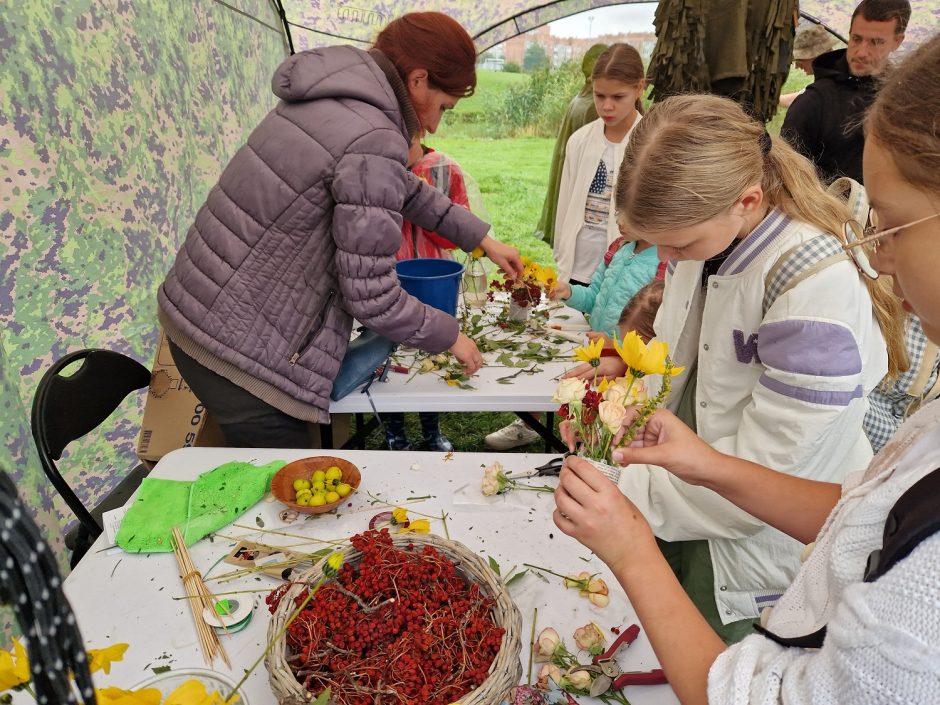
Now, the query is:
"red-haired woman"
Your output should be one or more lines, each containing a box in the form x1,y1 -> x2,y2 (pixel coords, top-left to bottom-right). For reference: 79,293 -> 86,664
158,13 -> 522,448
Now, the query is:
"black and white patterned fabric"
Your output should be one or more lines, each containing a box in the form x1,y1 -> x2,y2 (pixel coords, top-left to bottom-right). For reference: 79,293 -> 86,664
0,470 -> 95,704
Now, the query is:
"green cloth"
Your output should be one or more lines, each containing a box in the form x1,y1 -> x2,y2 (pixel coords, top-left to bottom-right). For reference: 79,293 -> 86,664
657,538 -> 756,644
115,460 -> 285,553
537,44 -> 607,246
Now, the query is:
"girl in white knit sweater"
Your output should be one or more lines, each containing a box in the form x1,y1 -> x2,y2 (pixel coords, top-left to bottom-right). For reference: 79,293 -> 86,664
554,35 -> 940,705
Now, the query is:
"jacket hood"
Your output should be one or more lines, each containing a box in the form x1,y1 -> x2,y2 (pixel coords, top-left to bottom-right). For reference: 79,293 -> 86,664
271,45 -> 419,141
811,48 -> 876,88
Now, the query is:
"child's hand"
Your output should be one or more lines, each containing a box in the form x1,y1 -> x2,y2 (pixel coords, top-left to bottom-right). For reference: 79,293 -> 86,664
448,333 -> 484,374
549,282 -> 571,301
585,331 -> 613,347
559,420 -> 580,452
554,456 -> 655,572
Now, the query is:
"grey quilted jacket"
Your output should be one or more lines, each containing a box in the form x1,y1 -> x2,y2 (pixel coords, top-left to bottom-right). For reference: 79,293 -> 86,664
158,46 -> 489,423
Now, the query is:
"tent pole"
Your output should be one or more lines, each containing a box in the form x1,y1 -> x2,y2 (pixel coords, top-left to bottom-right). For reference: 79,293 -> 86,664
272,0 -> 295,55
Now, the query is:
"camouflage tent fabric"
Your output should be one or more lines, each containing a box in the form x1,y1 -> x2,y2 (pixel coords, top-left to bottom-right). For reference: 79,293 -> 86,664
0,1 -> 287,639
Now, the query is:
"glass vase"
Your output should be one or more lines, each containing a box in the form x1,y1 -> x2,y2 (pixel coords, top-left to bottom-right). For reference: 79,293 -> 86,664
507,300 -> 530,322
462,259 -> 488,307
133,668 -> 248,704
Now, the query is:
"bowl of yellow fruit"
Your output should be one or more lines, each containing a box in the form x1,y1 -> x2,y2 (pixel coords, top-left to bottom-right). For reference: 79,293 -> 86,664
271,456 -> 361,514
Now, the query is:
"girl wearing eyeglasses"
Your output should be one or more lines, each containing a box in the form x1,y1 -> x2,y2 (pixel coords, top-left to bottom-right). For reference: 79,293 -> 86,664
557,35 -> 940,703
563,92 -> 905,643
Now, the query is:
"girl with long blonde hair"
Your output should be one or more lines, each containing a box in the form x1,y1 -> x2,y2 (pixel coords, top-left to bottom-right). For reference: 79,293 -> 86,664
565,92 -> 904,642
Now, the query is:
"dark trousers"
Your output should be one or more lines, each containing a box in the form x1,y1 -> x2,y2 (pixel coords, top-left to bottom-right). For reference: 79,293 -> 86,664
168,340 -> 313,448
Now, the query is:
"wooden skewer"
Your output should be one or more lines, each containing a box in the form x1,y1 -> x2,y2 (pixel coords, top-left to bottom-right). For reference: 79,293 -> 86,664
171,527 -> 231,667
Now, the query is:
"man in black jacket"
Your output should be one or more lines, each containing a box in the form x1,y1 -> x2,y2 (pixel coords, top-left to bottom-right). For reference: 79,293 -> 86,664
781,0 -> 910,184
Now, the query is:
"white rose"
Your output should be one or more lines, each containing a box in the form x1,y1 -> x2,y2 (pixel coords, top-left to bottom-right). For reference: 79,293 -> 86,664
553,378 -> 587,405
603,383 -> 629,406
598,400 -> 627,434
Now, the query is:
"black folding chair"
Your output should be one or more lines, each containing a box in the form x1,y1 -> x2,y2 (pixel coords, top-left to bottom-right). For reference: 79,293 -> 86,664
30,349 -> 151,566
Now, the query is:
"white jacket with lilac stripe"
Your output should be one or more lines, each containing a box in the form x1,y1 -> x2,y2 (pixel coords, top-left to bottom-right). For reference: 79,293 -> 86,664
618,209 -> 887,624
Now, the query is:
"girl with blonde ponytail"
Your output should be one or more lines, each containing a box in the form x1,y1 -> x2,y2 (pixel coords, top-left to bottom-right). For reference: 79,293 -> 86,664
564,93 -> 899,643
553,37 -> 940,704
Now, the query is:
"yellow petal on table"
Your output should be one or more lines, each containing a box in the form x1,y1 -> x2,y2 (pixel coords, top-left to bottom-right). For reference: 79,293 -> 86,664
88,642 -> 129,674
400,519 -> 431,534
0,637 -> 30,691
391,507 -> 409,525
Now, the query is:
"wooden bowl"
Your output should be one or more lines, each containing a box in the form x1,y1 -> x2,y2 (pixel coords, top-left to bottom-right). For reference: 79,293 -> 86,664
270,456 -> 361,514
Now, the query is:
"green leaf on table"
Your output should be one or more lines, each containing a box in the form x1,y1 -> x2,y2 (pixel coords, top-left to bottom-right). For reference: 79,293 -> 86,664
312,689 -> 332,705
151,665 -> 171,674
488,555 -> 501,575
505,569 -> 528,587
555,314 -> 571,320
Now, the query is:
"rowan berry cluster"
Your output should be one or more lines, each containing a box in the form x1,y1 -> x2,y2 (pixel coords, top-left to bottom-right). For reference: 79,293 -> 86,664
269,529 -> 504,705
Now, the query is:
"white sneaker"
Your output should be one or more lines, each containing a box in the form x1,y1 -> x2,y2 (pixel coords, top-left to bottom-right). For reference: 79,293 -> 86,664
485,418 -> 542,450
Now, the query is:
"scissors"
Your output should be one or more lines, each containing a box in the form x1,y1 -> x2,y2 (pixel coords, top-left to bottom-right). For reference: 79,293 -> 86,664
510,453 -> 571,479
570,624 -> 667,697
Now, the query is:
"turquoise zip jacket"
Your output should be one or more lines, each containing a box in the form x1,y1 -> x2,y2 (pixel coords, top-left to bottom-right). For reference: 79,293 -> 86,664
566,239 -> 660,337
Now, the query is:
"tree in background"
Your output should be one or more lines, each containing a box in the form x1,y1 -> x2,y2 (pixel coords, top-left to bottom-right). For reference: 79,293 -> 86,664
524,43 -> 550,72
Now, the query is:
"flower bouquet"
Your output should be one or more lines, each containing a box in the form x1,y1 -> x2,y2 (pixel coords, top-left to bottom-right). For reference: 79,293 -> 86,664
489,257 -> 556,322
553,333 -> 684,478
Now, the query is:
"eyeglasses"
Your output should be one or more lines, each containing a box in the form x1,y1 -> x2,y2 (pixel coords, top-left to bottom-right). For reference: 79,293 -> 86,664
842,211 -> 940,280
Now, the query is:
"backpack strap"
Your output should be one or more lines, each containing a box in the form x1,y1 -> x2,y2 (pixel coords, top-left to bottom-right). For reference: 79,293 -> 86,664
763,235 -> 847,315
755,466 -> 940,649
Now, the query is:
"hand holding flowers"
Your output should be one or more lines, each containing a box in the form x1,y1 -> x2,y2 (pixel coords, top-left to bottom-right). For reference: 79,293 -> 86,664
490,256 -> 556,309
554,331 -> 683,465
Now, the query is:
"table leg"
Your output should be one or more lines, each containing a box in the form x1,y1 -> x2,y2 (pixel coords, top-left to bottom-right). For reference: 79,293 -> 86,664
337,415 -> 381,450
319,422 -> 334,449
515,411 -> 567,453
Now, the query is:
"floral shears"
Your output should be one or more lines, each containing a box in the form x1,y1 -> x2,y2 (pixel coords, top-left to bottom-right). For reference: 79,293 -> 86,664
569,623 -> 667,697
513,453 -> 571,479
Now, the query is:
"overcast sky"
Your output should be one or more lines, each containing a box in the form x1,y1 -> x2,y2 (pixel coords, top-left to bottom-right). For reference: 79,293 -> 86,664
549,4 -> 657,37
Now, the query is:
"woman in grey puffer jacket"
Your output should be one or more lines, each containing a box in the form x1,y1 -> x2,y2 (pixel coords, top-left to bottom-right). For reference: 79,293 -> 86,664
158,12 -> 522,447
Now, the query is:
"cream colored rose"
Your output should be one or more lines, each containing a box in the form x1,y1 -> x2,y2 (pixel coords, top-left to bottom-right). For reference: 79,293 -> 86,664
598,400 -> 627,434
603,383 -> 629,406
564,668 -> 593,691
534,627 -> 560,662
552,377 -> 588,405
537,663 -> 562,690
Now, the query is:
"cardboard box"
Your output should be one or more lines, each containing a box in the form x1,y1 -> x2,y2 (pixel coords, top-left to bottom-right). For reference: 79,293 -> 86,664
136,330 -> 225,464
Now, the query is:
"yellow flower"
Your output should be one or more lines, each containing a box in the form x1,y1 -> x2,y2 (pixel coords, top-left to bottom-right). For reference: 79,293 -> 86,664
533,264 -> 557,288
95,687 -> 163,705
613,331 -> 685,377
596,377 -> 611,394
88,643 -> 129,675
470,246 -> 484,259
391,507 -> 409,525
399,519 -> 430,534
0,637 -> 29,691
323,551 -> 344,577
573,337 -> 604,366
163,679 -> 240,705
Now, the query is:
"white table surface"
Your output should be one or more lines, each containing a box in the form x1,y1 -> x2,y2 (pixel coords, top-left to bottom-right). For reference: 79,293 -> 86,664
329,304 -> 591,414
62,447 -> 678,705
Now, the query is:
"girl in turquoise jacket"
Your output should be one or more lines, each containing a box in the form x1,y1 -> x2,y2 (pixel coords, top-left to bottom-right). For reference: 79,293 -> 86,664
550,235 -> 659,340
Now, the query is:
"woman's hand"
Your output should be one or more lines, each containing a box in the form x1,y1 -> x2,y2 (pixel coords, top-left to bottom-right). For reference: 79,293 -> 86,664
554,456 -> 655,573
563,356 -> 626,381
448,332 -> 484,374
479,236 -> 523,279
611,409 -> 718,487
559,419 -> 580,452
549,281 -> 572,301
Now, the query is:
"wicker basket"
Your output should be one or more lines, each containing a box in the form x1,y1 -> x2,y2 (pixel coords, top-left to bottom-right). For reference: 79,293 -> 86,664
265,533 -> 523,705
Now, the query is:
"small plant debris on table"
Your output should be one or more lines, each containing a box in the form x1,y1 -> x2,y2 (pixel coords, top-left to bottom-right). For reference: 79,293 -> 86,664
267,529 -> 505,705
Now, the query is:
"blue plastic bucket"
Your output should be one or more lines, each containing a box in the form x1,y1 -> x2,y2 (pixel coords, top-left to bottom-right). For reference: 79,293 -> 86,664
396,258 -> 465,316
